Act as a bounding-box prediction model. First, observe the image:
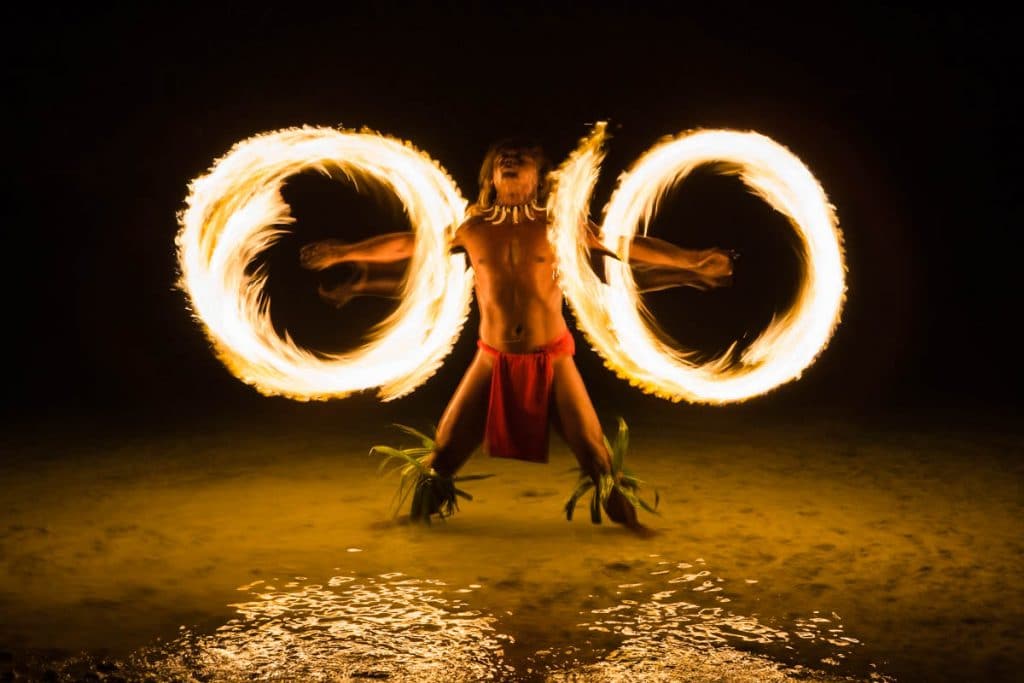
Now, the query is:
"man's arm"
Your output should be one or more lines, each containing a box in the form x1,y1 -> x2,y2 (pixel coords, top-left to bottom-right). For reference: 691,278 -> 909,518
627,235 -> 734,277
300,232 -> 415,270
316,260 -> 409,308
587,219 -> 732,271
585,223 -> 735,289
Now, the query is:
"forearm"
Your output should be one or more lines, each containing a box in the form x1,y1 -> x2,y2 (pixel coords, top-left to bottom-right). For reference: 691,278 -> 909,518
628,236 -> 715,270
584,230 -> 734,290
632,265 -> 731,292
333,232 -> 415,263
303,232 -> 416,270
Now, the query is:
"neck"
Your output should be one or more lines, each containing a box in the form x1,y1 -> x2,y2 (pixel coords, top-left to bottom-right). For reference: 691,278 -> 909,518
494,189 -> 535,206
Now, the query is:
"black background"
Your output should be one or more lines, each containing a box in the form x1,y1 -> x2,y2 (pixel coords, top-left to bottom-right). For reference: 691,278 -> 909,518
5,3 -> 1019,429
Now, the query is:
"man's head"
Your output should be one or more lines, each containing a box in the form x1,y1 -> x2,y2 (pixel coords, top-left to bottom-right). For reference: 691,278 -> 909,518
476,138 -> 550,208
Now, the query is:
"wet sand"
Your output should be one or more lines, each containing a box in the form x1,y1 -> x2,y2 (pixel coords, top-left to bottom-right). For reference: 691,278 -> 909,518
0,407 -> 1020,681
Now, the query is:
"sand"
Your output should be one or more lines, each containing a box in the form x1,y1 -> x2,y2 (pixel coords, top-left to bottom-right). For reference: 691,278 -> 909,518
0,407 -> 1020,681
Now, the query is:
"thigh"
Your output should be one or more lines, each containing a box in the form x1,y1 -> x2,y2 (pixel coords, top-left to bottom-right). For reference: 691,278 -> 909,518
551,356 -> 608,468
432,350 -> 493,473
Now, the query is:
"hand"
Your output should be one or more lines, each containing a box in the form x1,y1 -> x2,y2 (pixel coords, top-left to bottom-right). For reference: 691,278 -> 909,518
300,239 -> 347,270
698,249 -> 735,278
316,263 -> 368,309
317,282 -> 354,309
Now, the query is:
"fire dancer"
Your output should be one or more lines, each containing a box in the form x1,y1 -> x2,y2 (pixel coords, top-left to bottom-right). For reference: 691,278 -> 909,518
300,139 -> 734,533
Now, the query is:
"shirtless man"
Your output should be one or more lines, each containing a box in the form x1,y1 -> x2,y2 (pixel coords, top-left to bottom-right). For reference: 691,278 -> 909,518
300,139 -> 734,532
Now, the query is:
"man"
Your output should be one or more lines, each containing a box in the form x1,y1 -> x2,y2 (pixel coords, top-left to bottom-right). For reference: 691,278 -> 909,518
300,139 -> 734,533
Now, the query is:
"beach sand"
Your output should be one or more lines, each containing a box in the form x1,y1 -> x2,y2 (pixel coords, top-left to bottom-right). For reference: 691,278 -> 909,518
0,407 -> 1020,681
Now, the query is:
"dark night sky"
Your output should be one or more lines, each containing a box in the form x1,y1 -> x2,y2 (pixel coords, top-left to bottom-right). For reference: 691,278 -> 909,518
4,3 -> 1019,427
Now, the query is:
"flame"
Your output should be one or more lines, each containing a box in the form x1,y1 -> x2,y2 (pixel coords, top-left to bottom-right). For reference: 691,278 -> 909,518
179,124 -> 842,406
176,127 -> 472,401
549,124 -> 845,403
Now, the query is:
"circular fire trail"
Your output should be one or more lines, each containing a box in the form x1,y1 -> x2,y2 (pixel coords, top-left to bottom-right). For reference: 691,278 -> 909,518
176,127 -> 472,401
548,123 -> 845,403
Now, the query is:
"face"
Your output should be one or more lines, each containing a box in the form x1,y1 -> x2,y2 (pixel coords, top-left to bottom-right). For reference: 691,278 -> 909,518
491,147 -> 540,198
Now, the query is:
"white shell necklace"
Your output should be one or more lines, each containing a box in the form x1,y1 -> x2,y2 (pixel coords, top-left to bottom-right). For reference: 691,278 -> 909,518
482,199 -> 545,225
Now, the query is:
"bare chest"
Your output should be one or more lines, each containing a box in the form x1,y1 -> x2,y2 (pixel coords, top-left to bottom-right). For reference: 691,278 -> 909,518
464,219 -> 553,272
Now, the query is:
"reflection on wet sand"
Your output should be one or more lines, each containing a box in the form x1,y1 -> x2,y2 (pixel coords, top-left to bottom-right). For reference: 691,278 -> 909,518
25,550 -> 885,681
109,562 -> 871,682
556,557 -> 878,682
136,573 -> 506,681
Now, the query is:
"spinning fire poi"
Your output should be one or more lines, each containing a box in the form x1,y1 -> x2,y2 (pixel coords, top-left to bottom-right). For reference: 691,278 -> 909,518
177,123 -> 845,534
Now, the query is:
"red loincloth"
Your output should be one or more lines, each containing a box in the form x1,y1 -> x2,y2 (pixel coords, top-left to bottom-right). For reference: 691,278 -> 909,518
477,329 -> 575,463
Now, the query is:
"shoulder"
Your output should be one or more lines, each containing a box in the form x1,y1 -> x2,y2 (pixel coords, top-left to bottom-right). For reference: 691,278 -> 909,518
452,213 -> 484,249
463,203 -> 492,225
460,207 -> 491,230
457,213 -> 486,233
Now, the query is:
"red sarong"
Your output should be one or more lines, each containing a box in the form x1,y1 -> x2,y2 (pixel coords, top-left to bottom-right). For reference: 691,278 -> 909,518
477,329 -> 575,463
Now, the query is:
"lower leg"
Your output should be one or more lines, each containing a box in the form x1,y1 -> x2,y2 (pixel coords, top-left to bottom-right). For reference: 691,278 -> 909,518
551,358 -> 647,531
409,352 -> 492,519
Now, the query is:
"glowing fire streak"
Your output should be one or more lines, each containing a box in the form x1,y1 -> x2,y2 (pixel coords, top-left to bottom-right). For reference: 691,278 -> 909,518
176,127 -> 472,401
181,124 -> 842,405
549,124 -> 845,403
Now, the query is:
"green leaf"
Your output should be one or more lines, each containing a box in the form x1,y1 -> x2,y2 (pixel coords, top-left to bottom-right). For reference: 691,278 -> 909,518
371,424 -> 493,523
612,417 -> 629,472
564,477 -> 594,521
618,473 -> 643,488
392,476 -> 417,513
570,478 -> 594,499
562,416 -> 665,524
614,483 -> 660,517
378,461 -> 409,480
393,423 -> 436,449
373,443 -> 433,482
572,477 -> 595,497
370,445 -> 405,460
637,497 -> 659,515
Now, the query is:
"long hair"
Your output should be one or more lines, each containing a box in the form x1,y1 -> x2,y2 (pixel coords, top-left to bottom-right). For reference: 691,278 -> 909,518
472,138 -> 551,214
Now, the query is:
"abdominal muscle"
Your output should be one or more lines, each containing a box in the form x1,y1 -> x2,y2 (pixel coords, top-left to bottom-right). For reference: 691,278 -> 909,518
474,267 -> 567,353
